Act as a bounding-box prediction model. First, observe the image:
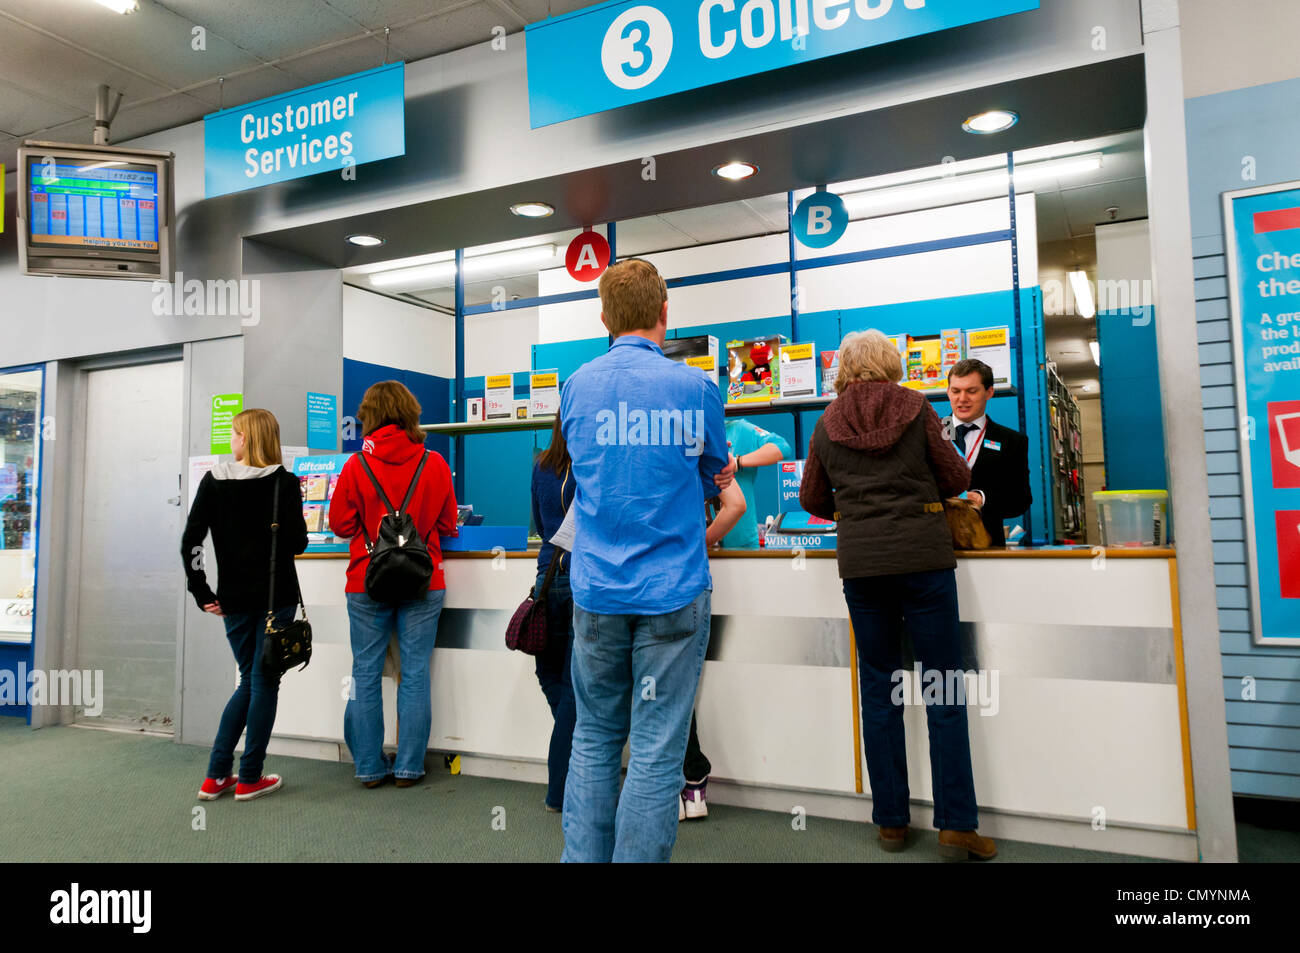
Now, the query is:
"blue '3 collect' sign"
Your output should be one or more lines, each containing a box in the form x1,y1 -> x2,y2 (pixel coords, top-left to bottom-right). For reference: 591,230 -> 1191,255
524,0 -> 1039,128
204,63 -> 405,198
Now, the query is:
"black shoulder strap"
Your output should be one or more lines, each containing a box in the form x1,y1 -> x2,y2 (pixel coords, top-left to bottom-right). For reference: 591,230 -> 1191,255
397,451 -> 430,517
266,475 -> 281,621
358,453 -> 397,515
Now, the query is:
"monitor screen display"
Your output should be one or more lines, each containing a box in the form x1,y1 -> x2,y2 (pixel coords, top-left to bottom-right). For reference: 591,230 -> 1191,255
26,158 -> 160,253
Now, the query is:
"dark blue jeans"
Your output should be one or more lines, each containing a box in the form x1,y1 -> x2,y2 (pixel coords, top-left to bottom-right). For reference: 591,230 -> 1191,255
208,605 -> 294,784
842,569 -> 978,831
535,569 -> 576,811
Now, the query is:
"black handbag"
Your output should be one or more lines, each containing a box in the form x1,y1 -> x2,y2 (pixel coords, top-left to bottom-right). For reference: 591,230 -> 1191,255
263,474 -> 312,674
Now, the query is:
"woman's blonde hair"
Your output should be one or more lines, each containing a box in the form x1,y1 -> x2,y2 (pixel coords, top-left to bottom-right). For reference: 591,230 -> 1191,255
232,409 -> 283,468
358,380 -> 424,443
835,330 -> 904,391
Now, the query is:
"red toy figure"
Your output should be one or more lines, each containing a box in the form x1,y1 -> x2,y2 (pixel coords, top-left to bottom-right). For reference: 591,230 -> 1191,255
744,341 -> 774,388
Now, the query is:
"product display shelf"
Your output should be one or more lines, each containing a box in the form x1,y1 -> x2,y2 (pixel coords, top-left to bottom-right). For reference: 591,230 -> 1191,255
724,386 -> 1018,418
421,417 -> 556,436
1046,365 -> 1085,542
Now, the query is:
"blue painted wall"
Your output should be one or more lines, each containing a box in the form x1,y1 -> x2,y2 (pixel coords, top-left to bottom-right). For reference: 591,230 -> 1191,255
1186,74 -> 1300,799
341,357 -> 452,468
1097,305 -> 1169,493
530,287 -> 1048,541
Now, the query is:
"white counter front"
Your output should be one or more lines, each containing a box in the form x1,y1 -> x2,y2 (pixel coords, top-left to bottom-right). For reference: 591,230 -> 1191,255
267,547 -> 1196,860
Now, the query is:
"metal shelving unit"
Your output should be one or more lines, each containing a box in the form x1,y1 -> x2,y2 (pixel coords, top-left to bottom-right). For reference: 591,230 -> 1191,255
1046,363 -> 1085,542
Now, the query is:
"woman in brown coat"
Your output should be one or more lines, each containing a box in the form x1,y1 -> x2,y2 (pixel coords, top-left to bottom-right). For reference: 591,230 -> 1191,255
800,329 -> 995,861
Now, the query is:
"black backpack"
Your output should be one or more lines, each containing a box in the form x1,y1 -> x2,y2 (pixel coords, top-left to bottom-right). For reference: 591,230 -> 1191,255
358,452 -> 435,603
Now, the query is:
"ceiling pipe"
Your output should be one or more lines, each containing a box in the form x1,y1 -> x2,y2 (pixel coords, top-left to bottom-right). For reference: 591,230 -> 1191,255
92,84 -> 124,145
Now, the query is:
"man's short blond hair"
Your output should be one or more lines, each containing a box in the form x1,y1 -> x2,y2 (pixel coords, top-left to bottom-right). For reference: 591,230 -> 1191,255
835,330 -> 904,391
599,258 -> 668,335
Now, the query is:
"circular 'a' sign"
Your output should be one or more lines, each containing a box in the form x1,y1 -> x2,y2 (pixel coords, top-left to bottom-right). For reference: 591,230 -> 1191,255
566,231 -> 611,282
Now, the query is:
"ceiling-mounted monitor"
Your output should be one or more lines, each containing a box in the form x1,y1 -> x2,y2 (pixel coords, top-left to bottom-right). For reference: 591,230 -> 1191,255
16,140 -> 175,281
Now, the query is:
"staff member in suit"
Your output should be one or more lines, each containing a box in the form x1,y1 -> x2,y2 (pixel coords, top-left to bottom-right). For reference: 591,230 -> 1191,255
945,359 -> 1032,546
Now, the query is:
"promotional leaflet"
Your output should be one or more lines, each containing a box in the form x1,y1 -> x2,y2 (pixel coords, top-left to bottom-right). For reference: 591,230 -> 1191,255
965,326 -> 1012,387
530,370 -> 559,417
485,374 -> 514,420
778,342 -> 817,398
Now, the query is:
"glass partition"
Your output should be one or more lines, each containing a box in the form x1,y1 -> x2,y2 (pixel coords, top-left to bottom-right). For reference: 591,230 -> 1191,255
0,367 -> 42,645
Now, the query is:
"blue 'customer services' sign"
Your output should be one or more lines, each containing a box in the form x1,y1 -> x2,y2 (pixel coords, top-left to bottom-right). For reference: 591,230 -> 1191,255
204,63 -> 405,198
1225,180 -> 1300,646
524,0 -> 1038,128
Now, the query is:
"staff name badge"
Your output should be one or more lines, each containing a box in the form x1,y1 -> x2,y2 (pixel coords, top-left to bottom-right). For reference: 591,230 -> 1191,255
983,439 -> 1001,451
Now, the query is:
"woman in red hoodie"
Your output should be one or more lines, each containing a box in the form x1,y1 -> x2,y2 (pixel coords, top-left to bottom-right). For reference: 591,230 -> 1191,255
329,381 -> 458,788
800,330 -> 995,862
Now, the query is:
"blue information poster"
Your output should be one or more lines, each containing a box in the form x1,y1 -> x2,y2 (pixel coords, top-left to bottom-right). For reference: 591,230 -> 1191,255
1224,180 -> 1300,645
307,392 -> 338,451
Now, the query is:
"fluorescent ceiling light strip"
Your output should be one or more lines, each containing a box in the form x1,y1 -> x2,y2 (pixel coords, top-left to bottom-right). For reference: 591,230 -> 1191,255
839,153 -> 1103,212
369,244 -> 556,290
1070,270 -> 1097,319
94,0 -> 138,13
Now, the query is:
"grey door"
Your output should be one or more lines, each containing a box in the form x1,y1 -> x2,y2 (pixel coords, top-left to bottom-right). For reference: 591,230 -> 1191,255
76,360 -> 184,730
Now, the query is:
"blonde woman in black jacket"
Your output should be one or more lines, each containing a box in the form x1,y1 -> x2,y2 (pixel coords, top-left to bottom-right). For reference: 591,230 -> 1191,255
181,409 -> 307,802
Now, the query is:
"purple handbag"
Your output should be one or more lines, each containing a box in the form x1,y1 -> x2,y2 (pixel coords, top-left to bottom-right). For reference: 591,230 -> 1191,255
505,547 -> 562,655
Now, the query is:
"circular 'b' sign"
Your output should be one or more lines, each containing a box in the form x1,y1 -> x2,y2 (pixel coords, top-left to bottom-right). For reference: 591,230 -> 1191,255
601,7 -> 673,91
566,231 -> 611,282
793,191 -> 848,249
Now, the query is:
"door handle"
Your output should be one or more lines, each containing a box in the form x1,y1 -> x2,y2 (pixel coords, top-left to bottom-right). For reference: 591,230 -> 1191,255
167,496 -> 182,506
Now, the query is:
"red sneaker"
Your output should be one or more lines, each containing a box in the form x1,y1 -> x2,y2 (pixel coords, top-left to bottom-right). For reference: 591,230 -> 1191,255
198,775 -> 238,800
234,774 -> 283,801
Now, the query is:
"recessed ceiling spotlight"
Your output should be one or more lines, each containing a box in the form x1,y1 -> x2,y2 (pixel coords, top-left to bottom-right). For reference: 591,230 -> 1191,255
712,161 -> 759,181
510,202 -> 554,218
346,234 -> 385,247
962,110 -> 1019,134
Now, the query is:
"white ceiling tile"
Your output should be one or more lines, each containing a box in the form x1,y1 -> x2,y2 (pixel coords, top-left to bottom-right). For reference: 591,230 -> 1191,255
158,0 -> 365,62
388,5 -> 513,59
0,20 -> 172,113
276,35 -> 393,85
0,0 -> 263,89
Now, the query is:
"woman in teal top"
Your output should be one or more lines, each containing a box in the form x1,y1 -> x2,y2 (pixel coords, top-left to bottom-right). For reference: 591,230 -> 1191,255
720,418 -> 794,549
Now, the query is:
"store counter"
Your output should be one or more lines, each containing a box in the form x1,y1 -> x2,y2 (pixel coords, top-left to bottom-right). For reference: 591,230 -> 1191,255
273,546 -> 1195,860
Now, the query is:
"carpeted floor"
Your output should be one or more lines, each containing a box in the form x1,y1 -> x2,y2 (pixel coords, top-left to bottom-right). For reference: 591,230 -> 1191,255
2,717 -> 1291,863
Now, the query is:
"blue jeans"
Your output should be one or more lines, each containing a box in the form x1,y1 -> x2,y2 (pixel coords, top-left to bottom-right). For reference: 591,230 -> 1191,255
534,570 -> 576,811
562,588 -> 711,863
208,605 -> 295,784
842,569 -> 978,831
344,588 -> 445,782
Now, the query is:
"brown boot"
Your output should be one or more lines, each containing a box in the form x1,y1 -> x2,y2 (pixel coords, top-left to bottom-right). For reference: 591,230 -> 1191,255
938,829 -> 997,861
878,825 -> 909,853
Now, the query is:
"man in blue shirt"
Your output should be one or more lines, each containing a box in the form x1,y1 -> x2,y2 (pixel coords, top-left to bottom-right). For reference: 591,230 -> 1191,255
559,258 -> 734,862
